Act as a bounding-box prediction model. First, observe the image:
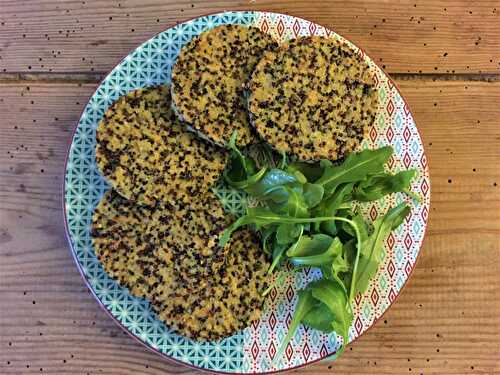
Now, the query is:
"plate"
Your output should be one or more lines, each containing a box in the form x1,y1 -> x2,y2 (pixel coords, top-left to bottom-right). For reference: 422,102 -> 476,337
63,11 -> 430,374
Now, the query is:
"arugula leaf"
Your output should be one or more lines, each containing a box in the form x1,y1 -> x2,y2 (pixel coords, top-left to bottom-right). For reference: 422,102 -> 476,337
281,276 -> 352,358
320,159 -> 333,169
268,225 -> 304,274
316,147 -> 393,197
318,220 -> 338,237
302,302 -> 335,332
284,186 -> 309,218
218,207 -> 282,247
224,132 -> 267,188
289,169 -> 308,184
341,214 -> 368,241
269,242 -> 288,274
276,223 -> 302,245
353,203 -> 411,296
319,183 -> 355,215
274,289 -> 316,363
243,171 -> 309,219
287,234 -> 335,257
224,165 -> 267,189
309,279 -> 353,353
245,169 -> 298,199
317,183 -> 355,235
287,235 -> 342,267
303,183 -> 324,208
266,199 -> 289,215
220,140 -> 418,364
287,161 -> 324,182
320,237 -> 352,293
331,248 -> 350,275
226,131 -> 256,174
341,239 -> 356,267
261,225 -> 277,255
353,169 -> 417,202
219,209 -> 361,248
337,239 -> 356,291
335,216 -> 363,302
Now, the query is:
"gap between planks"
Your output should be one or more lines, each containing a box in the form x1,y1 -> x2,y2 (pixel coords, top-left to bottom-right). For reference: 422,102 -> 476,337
1,72 -> 500,84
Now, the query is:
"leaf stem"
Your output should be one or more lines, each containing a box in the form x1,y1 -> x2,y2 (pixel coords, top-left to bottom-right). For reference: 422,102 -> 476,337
262,272 -> 287,296
404,188 -> 422,203
268,248 -> 286,274
220,214 -> 361,247
331,217 -> 362,302
261,284 -> 273,297
268,226 -> 303,274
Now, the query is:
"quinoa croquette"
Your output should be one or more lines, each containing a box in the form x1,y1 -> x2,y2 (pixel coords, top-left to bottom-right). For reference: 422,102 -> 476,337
171,24 -> 278,147
91,190 -> 160,299
91,189 -> 270,340
95,85 -> 228,206
150,191 -> 233,292
152,229 -> 269,340
249,36 -> 379,161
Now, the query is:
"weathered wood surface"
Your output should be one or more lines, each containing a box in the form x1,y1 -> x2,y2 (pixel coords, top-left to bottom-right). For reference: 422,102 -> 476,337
1,79 -> 499,374
0,0 -> 500,75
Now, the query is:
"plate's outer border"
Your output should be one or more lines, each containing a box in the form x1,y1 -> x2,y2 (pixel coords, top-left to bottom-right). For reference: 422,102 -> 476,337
63,10 -> 430,374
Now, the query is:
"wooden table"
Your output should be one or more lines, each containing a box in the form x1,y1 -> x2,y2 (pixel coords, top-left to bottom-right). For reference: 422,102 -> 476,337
1,1 -> 499,374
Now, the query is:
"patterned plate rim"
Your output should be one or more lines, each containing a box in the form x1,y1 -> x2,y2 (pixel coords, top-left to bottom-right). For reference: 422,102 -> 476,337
62,10 -> 431,374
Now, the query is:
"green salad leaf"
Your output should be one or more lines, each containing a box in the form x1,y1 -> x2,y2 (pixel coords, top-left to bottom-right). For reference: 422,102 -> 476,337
245,169 -> 298,199
310,279 -> 352,353
316,146 -> 392,197
276,223 -> 303,245
302,302 -> 335,332
316,182 -> 355,235
286,161 -> 324,182
287,235 -> 342,267
224,131 -> 267,188
284,186 -> 309,218
353,203 -> 411,296
221,135 -> 417,361
274,289 -> 316,363
353,170 -> 417,202
303,183 -> 325,208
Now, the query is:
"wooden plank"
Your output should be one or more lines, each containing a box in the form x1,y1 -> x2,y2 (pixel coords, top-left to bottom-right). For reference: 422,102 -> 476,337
1,79 -> 499,375
0,0 -> 500,75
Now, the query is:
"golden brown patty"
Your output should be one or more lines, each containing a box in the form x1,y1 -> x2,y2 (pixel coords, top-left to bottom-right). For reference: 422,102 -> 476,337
149,191 -> 233,293
91,190 -> 269,340
91,190 -> 160,299
171,24 -> 278,147
249,36 -> 379,161
152,229 -> 269,341
91,189 -> 231,299
95,85 -> 228,206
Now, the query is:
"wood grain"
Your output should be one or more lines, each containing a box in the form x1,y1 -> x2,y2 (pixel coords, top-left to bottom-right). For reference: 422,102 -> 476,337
1,79 -> 499,374
1,0 -> 500,75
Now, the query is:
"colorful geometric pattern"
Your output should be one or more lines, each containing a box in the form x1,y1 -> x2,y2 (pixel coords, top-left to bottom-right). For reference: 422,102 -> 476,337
64,11 -> 430,373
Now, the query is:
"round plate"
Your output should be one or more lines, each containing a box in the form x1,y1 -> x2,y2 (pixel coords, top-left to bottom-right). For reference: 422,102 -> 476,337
64,11 -> 430,374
